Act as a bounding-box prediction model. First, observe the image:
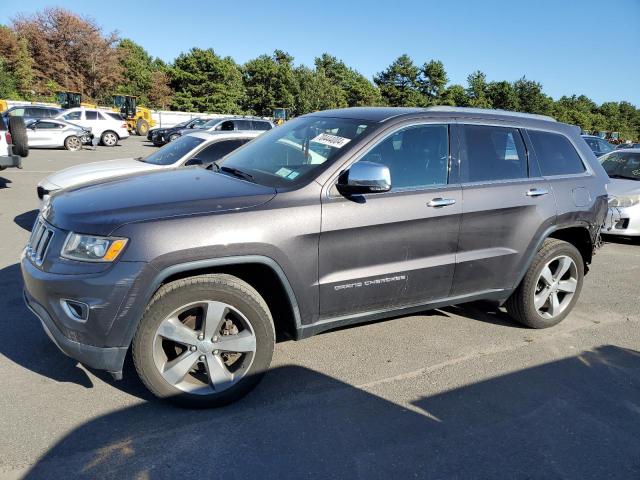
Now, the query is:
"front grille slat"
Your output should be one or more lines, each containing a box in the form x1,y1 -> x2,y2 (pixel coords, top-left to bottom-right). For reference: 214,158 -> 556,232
27,217 -> 54,266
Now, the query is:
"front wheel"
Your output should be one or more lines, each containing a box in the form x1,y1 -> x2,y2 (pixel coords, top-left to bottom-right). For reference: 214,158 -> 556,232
100,131 -> 118,147
168,133 -> 180,142
506,239 -> 584,328
64,135 -> 82,151
132,274 -> 275,408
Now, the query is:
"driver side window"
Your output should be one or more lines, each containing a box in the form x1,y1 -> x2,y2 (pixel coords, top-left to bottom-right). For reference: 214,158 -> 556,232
359,124 -> 449,190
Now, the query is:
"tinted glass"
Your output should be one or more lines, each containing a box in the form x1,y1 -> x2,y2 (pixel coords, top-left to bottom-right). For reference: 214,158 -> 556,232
142,135 -> 205,166
598,140 -> 613,154
219,116 -> 372,188
63,111 -> 82,121
359,124 -> 449,189
252,121 -> 272,131
26,107 -> 46,118
529,130 -> 586,176
106,112 -> 123,121
459,125 -> 527,182
85,111 -> 98,120
35,121 -> 61,129
8,108 -> 25,117
217,120 -> 235,131
195,139 -> 245,164
600,152 -> 640,181
235,120 -> 252,130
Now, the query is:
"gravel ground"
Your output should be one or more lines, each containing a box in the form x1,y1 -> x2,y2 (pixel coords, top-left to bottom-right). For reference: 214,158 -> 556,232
0,136 -> 638,479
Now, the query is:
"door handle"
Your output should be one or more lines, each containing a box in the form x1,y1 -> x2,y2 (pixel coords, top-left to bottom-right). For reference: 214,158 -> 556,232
526,188 -> 549,197
427,198 -> 456,208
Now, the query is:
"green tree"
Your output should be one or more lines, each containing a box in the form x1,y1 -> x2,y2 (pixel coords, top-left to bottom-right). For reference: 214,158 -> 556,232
374,54 -> 424,107
514,77 -> 553,115
486,81 -> 519,111
170,48 -> 244,113
294,65 -> 347,115
315,53 -> 382,107
116,39 -> 155,105
419,59 -> 448,105
0,58 -> 18,98
243,50 -> 297,116
441,84 -> 469,106
466,70 -> 491,108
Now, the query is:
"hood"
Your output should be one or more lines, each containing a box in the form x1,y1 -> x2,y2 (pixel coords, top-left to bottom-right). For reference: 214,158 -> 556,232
46,168 -> 277,235
607,178 -> 640,197
43,158 -> 161,190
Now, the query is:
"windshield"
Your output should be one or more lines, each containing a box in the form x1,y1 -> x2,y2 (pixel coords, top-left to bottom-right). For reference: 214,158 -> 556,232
143,135 -> 205,166
601,152 -> 640,181
218,116 -> 372,187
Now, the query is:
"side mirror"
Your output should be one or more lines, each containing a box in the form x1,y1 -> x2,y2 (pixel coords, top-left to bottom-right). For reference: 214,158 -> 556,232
336,161 -> 391,195
185,157 -> 203,166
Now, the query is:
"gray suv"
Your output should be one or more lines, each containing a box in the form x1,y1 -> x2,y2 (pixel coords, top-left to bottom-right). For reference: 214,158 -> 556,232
22,107 -> 609,407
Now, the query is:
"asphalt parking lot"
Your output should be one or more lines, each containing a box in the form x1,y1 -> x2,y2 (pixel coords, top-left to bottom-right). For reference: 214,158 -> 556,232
0,136 -> 639,479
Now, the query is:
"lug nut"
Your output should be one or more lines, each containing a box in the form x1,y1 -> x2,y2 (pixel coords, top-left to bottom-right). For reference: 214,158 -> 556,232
212,336 -> 218,342
198,333 -> 204,340
199,355 -> 205,361
214,350 -> 219,355
189,345 -> 197,352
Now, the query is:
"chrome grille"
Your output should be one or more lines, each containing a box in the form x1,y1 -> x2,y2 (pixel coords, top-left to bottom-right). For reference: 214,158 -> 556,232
27,217 -> 54,266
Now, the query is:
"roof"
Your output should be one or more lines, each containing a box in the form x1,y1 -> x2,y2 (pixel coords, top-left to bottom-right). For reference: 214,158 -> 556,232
184,130 -> 262,141
307,106 -> 559,125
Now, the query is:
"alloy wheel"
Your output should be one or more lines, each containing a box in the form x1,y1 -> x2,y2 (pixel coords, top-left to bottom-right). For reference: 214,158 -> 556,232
152,300 -> 257,395
533,255 -> 578,319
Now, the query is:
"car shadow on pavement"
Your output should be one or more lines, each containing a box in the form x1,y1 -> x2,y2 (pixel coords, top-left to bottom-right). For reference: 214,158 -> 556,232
20,345 -> 640,479
14,209 -> 38,231
602,234 -> 640,246
0,176 -> 12,189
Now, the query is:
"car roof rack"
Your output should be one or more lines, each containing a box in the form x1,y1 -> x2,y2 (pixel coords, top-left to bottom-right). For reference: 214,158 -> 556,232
425,106 -> 557,122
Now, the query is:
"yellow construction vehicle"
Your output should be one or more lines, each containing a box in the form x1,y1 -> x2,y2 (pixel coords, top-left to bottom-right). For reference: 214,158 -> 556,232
112,95 -> 156,135
272,108 -> 289,125
0,99 -> 7,112
56,91 -> 96,109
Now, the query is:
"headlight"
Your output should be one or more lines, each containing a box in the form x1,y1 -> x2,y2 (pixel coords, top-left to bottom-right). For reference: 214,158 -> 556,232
608,195 -> 640,208
61,233 -> 128,262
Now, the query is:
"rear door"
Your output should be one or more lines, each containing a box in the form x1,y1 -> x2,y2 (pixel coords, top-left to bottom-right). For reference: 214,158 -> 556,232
450,122 -> 556,296
319,122 -> 462,318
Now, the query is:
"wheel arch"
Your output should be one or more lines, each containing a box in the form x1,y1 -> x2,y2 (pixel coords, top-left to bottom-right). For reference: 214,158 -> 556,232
137,256 -> 302,343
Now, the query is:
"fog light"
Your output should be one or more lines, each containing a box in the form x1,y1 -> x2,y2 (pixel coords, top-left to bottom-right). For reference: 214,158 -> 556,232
60,299 -> 89,322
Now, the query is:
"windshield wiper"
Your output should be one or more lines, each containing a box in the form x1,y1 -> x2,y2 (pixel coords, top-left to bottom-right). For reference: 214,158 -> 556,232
220,165 -> 255,182
608,174 -> 639,181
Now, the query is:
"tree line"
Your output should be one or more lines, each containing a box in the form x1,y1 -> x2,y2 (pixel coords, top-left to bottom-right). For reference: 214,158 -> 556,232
1,8 -> 638,140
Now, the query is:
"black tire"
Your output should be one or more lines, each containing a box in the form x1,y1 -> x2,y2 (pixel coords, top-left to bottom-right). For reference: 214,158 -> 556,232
8,116 -> 29,157
506,238 -> 584,329
168,133 -> 180,142
136,119 -> 149,136
64,135 -> 82,151
132,274 -> 275,408
100,130 -> 118,147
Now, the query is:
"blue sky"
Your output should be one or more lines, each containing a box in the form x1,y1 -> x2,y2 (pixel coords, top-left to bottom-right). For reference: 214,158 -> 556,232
2,0 -> 639,105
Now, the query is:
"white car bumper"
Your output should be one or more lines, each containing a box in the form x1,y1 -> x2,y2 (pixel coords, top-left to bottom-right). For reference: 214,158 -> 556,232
603,205 -> 640,237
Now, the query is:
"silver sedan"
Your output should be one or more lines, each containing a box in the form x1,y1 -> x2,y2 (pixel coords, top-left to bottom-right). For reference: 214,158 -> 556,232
26,118 -> 93,151
601,148 -> 640,237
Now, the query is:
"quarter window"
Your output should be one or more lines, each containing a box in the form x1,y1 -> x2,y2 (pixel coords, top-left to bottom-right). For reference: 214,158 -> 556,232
358,124 -> 449,189
85,111 -> 98,120
459,125 -> 527,182
529,130 -> 586,176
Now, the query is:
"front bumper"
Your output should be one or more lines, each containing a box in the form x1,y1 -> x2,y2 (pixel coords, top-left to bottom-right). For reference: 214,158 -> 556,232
24,290 -> 127,373
603,205 -> 640,237
21,248 -> 150,374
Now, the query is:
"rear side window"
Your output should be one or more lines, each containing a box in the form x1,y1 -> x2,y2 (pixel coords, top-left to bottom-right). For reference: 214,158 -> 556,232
85,111 -> 98,120
529,130 -> 586,176
63,111 -> 82,121
252,121 -> 271,131
458,125 -> 527,182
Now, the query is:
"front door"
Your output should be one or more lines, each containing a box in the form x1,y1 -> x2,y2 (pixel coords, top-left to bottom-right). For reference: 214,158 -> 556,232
319,123 -> 462,319
450,123 -> 557,296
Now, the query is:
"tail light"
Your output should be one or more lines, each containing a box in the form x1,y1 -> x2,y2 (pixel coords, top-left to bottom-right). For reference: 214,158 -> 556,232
5,131 -> 12,145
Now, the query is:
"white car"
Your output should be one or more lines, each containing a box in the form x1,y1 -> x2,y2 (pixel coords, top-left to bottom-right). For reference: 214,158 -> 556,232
55,108 -> 130,147
37,130 -> 261,204
601,148 -> 640,237
26,118 -> 93,151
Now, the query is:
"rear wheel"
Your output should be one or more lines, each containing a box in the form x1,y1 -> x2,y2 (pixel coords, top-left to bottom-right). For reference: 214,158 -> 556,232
8,116 -> 28,157
506,239 -> 583,328
64,135 -> 82,151
100,131 -> 118,147
132,274 -> 275,408
136,119 -> 149,136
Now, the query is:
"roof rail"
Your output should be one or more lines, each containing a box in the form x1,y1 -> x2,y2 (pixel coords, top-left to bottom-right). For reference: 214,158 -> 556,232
425,106 -> 557,122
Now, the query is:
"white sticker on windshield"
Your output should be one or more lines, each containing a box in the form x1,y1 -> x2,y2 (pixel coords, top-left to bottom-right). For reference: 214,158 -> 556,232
311,133 -> 351,149
275,167 -> 293,178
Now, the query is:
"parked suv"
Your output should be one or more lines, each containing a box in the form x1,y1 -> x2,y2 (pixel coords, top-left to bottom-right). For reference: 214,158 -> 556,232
21,107 -> 609,407
55,108 -> 130,146
0,115 -> 29,170
170,117 -> 274,143
2,105 -> 62,123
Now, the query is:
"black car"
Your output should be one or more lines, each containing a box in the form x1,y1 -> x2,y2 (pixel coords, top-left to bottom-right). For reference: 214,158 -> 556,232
151,117 -> 211,146
2,105 -> 62,123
